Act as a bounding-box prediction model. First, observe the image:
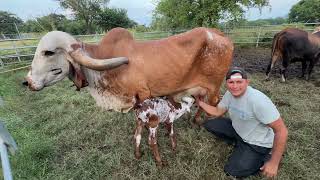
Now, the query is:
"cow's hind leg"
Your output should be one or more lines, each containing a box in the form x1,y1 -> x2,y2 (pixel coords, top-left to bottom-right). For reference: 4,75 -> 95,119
306,60 -> 315,81
134,118 -> 144,159
300,61 -> 307,78
165,122 -> 176,152
280,55 -> 289,82
266,53 -> 279,81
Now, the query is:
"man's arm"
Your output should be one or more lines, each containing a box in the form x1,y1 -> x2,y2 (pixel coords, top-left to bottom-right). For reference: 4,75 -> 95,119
260,117 -> 288,178
196,99 -> 227,117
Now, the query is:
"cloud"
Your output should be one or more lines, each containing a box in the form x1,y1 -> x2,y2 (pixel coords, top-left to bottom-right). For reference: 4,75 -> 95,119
109,0 -> 155,25
245,0 -> 300,20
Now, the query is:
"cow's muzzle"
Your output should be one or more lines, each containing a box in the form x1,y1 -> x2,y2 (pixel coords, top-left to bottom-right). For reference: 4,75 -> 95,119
22,77 -> 39,91
22,80 -> 28,86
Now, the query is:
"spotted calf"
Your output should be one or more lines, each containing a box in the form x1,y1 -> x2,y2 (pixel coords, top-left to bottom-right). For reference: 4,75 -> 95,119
133,96 -> 194,166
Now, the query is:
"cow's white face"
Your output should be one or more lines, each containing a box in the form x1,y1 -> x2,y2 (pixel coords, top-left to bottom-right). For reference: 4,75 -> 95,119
25,31 -> 77,91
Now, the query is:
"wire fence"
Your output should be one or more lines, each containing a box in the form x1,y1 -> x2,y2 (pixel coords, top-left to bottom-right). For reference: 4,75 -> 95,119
1,22 -> 320,72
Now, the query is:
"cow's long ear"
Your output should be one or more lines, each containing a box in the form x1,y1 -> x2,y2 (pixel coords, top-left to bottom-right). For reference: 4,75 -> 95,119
64,48 -> 88,90
68,62 -> 88,91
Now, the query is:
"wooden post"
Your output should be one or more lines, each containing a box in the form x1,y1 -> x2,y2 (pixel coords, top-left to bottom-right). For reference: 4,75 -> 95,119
11,41 -> 21,62
256,27 -> 262,48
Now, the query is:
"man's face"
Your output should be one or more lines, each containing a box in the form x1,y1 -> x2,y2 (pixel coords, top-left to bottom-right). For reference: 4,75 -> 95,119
226,73 -> 249,98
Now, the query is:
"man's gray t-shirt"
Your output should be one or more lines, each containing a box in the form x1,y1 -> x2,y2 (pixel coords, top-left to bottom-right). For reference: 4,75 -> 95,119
218,86 -> 280,148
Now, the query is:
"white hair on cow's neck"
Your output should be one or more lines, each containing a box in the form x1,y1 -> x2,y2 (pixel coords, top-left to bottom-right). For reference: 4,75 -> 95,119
82,68 -> 134,113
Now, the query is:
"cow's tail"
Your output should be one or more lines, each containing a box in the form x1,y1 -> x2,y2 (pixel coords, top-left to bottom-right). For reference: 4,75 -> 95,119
266,32 -> 281,79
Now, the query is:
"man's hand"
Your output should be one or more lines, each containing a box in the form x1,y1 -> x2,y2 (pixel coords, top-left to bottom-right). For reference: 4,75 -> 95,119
194,96 -> 201,106
260,160 -> 279,178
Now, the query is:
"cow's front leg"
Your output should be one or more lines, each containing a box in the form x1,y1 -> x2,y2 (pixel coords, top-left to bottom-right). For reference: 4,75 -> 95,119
165,122 -> 176,152
306,61 -> 315,81
147,115 -> 162,166
300,61 -> 307,78
134,118 -> 144,159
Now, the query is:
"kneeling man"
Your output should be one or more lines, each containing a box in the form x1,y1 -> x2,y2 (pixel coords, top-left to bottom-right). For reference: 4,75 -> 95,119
197,67 -> 288,178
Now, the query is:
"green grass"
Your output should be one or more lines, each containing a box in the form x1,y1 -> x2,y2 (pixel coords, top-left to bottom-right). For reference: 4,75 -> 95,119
0,66 -> 319,179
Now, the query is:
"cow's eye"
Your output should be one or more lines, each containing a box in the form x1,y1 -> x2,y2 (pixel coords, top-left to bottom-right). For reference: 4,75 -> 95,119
44,51 -> 55,56
51,68 -> 62,75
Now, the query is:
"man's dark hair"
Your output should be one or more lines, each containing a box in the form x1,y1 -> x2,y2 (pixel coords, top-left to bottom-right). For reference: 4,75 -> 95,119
226,67 -> 248,80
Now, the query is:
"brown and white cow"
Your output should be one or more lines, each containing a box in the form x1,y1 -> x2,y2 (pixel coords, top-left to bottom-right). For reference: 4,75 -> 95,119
24,27 -> 233,124
266,28 -> 320,82
134,96 -> 194,166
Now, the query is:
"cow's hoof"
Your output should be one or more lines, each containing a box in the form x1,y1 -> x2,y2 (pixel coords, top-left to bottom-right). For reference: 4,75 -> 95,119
305,76 -> 310,81
156,160 -> 168,168
135,151 -> 143,159
171,147 -> 176,153
190,119 -> 201,129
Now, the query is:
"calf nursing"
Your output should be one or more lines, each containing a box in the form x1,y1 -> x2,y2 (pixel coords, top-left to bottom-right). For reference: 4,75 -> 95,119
134,96 -> 195,166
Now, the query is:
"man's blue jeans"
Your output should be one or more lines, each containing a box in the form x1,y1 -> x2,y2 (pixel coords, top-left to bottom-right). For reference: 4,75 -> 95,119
203,117 -> 271,178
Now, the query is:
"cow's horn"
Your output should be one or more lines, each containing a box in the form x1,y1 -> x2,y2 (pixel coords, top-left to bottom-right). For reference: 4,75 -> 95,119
69,49 -> 128,71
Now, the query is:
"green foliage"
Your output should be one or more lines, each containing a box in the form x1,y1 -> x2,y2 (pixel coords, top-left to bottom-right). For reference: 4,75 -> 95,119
132,25 -> 150,32
97,8 -> 137,31
0,11 -> 23,34
22,14 -> 67,32
21,14 -> 87,35
246,17 -> 288,26
57,0 -> 110,33
151,0 -> 269,30
289,0 -> 320,23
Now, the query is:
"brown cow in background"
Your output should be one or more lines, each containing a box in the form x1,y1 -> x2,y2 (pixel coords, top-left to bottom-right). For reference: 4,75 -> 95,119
266,28 -> 320,82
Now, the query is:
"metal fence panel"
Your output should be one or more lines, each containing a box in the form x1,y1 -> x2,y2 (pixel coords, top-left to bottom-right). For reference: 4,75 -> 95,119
1,22 -> 320,69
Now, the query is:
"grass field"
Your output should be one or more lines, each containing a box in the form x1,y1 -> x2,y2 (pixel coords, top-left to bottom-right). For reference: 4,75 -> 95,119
0,55 -> 319,179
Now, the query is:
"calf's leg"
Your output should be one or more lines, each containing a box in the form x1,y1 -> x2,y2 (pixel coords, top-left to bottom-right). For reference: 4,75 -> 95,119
147,115 -> 162,166
134,118 -> 144,159
165,122 -> 176,151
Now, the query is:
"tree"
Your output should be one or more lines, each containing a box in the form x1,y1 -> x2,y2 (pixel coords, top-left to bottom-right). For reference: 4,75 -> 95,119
97,8 -> 137,31
151,0 -> 269,30
22,14 -> 68,32
0,11 -> 23,34
57,0 -> 110,33
289,0 -> 320,23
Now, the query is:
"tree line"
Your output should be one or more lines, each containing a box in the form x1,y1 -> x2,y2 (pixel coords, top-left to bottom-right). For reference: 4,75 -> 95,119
0,0 -> 318,35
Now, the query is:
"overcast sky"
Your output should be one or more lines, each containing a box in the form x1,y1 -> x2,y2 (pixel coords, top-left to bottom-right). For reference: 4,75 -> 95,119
0,0 -> 300,26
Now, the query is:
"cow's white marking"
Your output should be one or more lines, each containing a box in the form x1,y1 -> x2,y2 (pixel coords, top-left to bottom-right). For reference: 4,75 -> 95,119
206,30 -> 214,40
170,126 -> 174,136
149,126 -> 158,144
83,68 -> 133,112
136,134 -> 141,146
137,97 -> 194,124
281,75 -> 286,82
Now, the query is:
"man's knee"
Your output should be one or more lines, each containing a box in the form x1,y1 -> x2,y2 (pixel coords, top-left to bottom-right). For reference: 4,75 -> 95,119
224,146 -> 265,178
224,159 -> 261,178
203,117 -> 230,132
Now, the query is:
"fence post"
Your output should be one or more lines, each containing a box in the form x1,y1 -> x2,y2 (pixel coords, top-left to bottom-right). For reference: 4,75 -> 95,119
11,41 -> 21,62
256,27 -> 262,48
14,23 -> 21,39
0,57 -> 3,69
